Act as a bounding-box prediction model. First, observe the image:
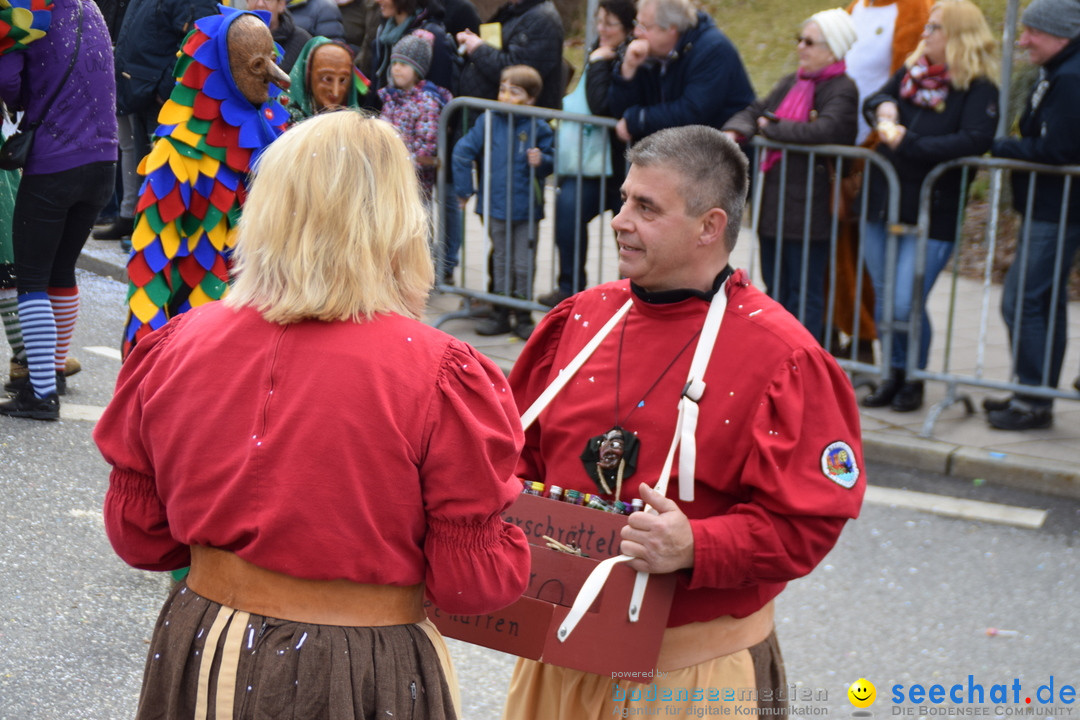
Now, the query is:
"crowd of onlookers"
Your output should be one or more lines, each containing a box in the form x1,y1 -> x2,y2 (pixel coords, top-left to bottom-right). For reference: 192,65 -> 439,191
1,0 -> 1079,430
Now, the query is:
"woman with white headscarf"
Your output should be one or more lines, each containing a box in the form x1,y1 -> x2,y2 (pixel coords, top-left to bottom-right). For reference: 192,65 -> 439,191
723,8 -> 859,344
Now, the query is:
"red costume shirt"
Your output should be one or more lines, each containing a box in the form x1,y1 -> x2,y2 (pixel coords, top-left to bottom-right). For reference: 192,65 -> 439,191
95,302 -> 530,615
509,272 -> 866,627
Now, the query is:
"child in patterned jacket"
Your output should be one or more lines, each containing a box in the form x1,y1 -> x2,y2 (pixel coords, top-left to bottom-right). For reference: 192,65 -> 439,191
379,29 -> 453,200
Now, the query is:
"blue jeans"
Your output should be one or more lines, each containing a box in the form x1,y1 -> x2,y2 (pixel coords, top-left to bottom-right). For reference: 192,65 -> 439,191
758,236 -> 828,342
1001,218 -> 1080,402
863,222 -> 954,371
553,175 -> 620,294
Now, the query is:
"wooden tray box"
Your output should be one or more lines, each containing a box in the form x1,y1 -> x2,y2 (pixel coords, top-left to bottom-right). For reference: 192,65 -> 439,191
426,492 -> 676,677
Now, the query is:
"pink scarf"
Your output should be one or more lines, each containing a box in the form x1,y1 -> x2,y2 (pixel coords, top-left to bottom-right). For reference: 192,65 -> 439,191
762,60 -> 847,173
899,55 -> 951,111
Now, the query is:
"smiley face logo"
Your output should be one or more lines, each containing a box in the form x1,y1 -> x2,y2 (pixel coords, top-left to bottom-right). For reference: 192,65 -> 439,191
848,678 -> 876,708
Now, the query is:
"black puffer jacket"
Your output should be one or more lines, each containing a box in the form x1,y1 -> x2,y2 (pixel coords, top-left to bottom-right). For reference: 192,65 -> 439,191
113,0 -> 218,114
992,37 -> 1080,223
274,11 -> 313,74
457,0 -> 564,110
864,66 -> 998,241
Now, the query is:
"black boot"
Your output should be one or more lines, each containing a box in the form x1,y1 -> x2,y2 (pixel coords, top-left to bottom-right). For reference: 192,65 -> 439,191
862,368 -> 904,408
891,380 -> 924,412
0,385 -> 60,420
475,308 -> 512,336
92,216 -> 135,240
512,310 -> 534,340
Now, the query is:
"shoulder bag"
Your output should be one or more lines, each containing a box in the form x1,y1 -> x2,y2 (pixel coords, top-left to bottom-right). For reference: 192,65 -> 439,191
555,71 -> 613,178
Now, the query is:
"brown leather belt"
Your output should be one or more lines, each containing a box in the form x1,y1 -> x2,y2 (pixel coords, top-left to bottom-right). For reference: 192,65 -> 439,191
186,546 -> 426,627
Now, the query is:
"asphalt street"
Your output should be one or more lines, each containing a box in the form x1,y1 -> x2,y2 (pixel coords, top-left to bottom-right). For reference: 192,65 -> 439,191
1,270 -> 1077,719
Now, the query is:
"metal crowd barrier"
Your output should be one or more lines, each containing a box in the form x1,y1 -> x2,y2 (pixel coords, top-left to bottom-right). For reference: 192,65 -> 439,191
433,97 -> 619,325
910,157 -> 1080,436
746,137 -> 901,378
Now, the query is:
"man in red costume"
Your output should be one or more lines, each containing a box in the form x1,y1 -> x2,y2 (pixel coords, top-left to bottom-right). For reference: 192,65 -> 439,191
503,125 -> 866,719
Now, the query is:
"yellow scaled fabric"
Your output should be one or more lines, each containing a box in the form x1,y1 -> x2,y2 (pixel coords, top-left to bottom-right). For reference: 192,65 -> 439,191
131,215 -> 156,252
158,99 -> 194,126
196,154 -> 221,178
129,288 -> 163,323
170,123 -> 203,149
159,221 -> 181,259
187,284 -> 218,307
204,223 -> 228,252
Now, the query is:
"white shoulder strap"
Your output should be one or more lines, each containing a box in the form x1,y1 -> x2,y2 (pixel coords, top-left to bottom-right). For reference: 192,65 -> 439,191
559,280 -> 731,641
520,298 -> 633,431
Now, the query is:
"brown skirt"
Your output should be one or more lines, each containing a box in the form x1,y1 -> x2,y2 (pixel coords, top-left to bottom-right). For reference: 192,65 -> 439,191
134,581 -> 458,720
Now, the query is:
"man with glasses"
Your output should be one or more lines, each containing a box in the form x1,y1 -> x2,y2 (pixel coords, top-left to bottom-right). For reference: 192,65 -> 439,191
986,0 -> 1080,430
608,0 -> 753,144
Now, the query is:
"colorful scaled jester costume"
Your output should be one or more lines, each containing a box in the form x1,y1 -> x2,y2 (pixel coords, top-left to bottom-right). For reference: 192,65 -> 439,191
0,0 -> 52,54
123,6 -> 288,357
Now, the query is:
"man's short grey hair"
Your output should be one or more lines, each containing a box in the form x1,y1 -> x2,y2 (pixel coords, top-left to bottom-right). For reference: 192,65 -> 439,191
625,125 -> 749,251
639,0 -> 698,33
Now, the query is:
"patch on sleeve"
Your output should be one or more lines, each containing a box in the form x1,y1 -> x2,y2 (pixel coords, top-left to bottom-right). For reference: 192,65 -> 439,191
821,441 -> 859,488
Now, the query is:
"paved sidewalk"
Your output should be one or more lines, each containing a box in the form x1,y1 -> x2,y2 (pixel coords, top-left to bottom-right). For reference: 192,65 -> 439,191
79,215 -> 1080,498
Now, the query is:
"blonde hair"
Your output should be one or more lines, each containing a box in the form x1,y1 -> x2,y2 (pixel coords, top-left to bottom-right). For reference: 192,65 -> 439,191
906,0 -> 999,90
226,111 -> 434,323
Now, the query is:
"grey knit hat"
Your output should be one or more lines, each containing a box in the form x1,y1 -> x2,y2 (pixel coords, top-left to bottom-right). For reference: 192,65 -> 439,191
1022,0 -> 1080,39
391,29 -> 434,80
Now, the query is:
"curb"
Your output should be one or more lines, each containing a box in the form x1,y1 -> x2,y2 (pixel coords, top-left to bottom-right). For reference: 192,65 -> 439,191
76,252 -> 126,283
864,430 -> 1080,500
76,250 -> 1080,502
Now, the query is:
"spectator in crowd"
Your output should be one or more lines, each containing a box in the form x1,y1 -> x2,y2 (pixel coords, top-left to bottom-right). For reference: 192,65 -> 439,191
502,125 -> 865,720
287,36 -> 369,123
455,0 -> 564,110
454,65 -> 554,339
369,0 -> 458,96
846,0 -> 933,145
538,0 -> 635,308
609,0 -> 754,144
379,29 -> 453,200
286,0 -> 346,41
1,120 -> 22,389
247,0 -> 313,72
428,0 -> 479,284
722,8 -> 859,343
985,0 -> 1080,430
95,111 -> 529,720
96,0 -> 218,242
861,0 -> 998,413
0,0 -> 117,419
829,0 -> 930,361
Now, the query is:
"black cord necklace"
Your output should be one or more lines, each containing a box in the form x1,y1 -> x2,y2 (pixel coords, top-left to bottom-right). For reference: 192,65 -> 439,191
579,313 -> 701,497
